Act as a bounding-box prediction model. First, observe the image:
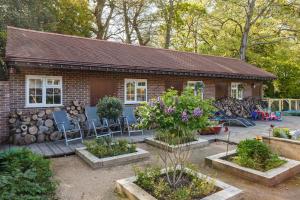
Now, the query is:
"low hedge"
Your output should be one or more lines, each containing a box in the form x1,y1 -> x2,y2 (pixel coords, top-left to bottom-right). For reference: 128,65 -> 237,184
0,148 -> 57,200
84,137 -> 136,158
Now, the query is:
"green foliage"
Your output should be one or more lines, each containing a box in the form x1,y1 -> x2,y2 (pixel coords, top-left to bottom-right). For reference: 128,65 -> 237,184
134,167 -> 216,200
97,96 -> 123,120
55,0 -> 93,37
233,139 -> 286,171
0,148 -> 57,200
273,127 -> 291,139
137,87 -> 215,145
84,137 -> 136,158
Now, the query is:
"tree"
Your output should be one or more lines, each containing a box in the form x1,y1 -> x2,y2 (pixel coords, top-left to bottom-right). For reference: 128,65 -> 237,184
120,0 -> 156,45
0,0 -> 57,80
92,0 -> 117,39
55,0 -> 93,37
158,0 -> 176,48
172,1 -> 206,52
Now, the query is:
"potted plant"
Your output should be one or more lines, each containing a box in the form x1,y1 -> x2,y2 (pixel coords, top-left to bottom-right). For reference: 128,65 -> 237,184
199,121 -> 223,135
97,96 -> 123,120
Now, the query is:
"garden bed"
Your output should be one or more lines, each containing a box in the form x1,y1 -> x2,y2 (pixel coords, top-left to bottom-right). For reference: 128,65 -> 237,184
262,136 -> 300,160
205,149 -> 300,186
145,137 -> 209,152
116,168 -> 243,200
76,147 -> 149,169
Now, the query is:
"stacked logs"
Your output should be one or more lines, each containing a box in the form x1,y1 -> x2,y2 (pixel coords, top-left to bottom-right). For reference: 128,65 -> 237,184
214,97 -> 266,118
8,100 -> 87,145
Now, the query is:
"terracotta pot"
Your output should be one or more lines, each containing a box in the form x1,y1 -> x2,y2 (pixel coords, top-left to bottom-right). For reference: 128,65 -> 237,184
199,126 -> 222,135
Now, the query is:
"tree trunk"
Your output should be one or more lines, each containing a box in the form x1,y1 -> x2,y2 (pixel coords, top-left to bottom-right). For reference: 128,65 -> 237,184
123,0 -> 131,43
164,0 -> 175,49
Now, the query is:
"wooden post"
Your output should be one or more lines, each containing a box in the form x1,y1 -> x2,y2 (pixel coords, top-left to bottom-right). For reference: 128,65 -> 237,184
289,99 -> 292,111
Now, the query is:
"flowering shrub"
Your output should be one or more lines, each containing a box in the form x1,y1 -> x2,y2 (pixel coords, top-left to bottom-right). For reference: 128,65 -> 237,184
137,87 -> 215,144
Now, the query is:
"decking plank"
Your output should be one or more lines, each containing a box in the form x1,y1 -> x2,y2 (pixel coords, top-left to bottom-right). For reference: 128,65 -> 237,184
45,142 -> 64,157
28,143 -> 44,155
54,142 -> 74,155
36,143 -> 55,157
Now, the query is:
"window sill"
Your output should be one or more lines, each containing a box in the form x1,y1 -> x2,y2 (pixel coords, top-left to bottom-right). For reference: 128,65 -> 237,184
124,101 -> 146,105
25,104 -> 64,108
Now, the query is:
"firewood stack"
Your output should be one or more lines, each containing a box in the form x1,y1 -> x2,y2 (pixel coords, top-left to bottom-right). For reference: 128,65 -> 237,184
214,97 -> 266,118
8,100 -> 87,145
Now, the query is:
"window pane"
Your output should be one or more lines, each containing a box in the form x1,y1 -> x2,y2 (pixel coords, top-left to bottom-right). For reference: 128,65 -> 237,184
188,83 -> 195,89
46,88 -> 54,95
29,79 -> 42,88
29,95 -> 42,104
47,79 -> 60,86
54,95 -> 61,104
137,81 -> 146,87
46,88 -> 61,104
28,79 -> 43,104
126,82 -> 135,101
46,95 -> 54,104
137,88 -> 146,101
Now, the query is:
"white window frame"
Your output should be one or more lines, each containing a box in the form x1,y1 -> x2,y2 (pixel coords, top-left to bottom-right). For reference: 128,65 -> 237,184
187,81 -> 204,99
231,82 -> 243,100
124,79 -> 147,104
25,75 -> 63,107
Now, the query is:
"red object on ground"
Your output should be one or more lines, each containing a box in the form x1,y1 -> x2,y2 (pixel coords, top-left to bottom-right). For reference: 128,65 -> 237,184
200,126 -> 222,135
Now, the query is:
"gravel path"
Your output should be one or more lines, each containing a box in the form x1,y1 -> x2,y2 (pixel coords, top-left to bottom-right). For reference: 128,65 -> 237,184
51,141 -> 300,200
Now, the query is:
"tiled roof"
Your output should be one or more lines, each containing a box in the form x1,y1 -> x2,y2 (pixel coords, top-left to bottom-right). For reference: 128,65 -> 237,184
5,26 -> 275,80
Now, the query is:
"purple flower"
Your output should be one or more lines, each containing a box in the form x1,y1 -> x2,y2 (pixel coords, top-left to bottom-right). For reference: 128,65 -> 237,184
193,108 -> 203,117
165,106 -> 175,114
181,111 -> 189,122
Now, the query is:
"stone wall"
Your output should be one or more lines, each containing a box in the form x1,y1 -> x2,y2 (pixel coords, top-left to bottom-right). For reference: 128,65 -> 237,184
263,136 -> 300,161
0,81 -> 10,143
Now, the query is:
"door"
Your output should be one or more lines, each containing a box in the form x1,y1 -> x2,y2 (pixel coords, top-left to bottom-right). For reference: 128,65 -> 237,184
215,82 -> 229,99
90,78 -> 118,106
165,80 -> 184,94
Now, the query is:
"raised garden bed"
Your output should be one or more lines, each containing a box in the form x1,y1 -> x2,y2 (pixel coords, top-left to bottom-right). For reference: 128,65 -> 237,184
262,136 -> 300,160
116,168 -> 243,200
205,149 -> 300,186
76,147 -> 149,169
145,137 -> 209,152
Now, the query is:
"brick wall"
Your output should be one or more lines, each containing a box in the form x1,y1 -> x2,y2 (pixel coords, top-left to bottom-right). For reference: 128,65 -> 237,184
8,66 -> 263,112
0,81 -> 10,143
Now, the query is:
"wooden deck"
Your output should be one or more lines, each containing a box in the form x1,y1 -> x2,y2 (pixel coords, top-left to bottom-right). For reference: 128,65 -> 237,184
0,132 -> 153,158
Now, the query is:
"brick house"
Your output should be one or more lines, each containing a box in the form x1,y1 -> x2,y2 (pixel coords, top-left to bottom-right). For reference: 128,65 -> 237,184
0,26 -> 275,143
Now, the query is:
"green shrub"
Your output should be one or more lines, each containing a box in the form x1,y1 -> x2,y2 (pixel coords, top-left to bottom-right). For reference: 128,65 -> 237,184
97,96 -> 123,120
84,137 -> 136,158
134,167 -> 216,200
273,128 -> 291,139
0,148 -> 57,200
233,139 -> 286,171
137,88 -> 215,145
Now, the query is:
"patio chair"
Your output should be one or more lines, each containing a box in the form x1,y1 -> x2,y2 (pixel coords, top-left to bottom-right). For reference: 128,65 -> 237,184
85,106 -> 111,138
275,111 -> 283,121
53,110 -> 83,146
103,118 -> 123,136
251,111 -> 259,120
122,106 -> 144,136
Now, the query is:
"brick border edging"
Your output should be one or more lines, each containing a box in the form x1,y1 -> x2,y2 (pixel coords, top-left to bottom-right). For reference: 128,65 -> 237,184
145,137 -> 209,152
262,136 -> 300,145
116,167 -> 243,200
205,149 -> 300,186
76,147 -> 150,169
